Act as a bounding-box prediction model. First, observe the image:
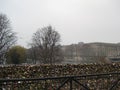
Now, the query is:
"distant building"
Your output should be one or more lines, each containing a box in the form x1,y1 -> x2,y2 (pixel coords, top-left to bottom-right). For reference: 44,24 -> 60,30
61,42 -> 120,64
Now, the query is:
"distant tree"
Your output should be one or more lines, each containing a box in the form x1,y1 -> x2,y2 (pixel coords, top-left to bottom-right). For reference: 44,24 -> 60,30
27,46 -> 38,64
0,14 -> 16,64
6,46 -> 26,64
31,25 -> 63,64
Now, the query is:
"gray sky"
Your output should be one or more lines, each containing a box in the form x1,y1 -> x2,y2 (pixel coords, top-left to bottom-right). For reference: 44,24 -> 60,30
0,0 -> 120,47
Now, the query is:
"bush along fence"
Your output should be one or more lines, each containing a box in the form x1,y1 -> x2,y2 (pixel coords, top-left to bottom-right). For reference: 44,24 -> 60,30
0,63 -> 120,89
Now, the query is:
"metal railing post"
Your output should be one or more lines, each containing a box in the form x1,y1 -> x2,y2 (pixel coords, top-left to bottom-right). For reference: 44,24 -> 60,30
69,77 -> 73,90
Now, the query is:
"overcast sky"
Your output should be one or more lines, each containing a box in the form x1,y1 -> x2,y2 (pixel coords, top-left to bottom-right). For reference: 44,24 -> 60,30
0,0 -> 120,47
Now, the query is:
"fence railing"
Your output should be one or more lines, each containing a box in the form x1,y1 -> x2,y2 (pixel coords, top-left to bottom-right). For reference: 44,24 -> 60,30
0,72 -> 120,90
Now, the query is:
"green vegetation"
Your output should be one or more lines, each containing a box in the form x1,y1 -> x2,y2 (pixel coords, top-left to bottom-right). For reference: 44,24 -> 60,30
6,46 -> 27,64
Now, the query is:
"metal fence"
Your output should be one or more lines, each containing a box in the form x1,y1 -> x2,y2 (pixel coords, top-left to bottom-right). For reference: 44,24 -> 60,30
0,72 -> 120,90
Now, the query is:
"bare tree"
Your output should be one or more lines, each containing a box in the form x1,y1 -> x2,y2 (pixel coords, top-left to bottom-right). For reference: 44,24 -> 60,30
31,25 -> 63,64
27,45 -> 38,64
0,14 -> 16,64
